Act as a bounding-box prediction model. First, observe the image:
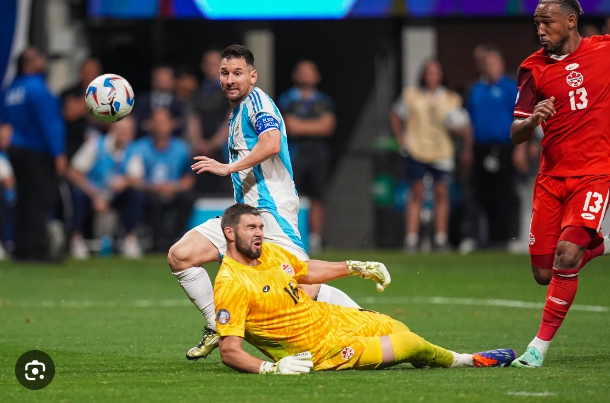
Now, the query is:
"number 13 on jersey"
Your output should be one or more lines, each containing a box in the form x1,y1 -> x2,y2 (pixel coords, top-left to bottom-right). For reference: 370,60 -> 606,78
569,88 -> 588,110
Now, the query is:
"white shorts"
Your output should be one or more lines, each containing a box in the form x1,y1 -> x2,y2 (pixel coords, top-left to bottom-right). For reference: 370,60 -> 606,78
194,210 -> 309,261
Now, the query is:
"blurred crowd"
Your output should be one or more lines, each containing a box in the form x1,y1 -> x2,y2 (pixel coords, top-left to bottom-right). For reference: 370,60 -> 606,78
0,48 -> 335,261
0,22 -> 602,262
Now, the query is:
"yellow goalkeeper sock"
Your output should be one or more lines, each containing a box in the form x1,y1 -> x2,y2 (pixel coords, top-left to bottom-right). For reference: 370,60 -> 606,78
388,332 -> 454,368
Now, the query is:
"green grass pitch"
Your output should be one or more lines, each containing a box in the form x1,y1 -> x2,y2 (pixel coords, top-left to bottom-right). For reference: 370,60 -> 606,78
1,251 -> 609,402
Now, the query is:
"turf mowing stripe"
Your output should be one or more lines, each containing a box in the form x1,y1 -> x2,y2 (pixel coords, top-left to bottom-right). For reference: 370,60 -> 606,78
2,296 -> 608,312
507,392 -> 557,396
360,296 -> 609,312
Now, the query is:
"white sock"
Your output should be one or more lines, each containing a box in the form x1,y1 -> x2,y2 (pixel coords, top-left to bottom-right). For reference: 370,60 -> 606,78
528,337 -> 550,357
316,284 -> 361,308
405,233 -> 419,246
450,351 -> 474,368
173,267 -> 216,330
434,232 -> 448,245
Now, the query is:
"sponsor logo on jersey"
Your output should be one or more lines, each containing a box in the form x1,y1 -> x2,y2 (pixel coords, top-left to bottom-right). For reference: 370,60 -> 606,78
548,296 -> 568,305
529,233 -> 535,246
565,63 -> 579,70
566,71 -> 584,87
581,212 -> 595,220
341,347 -> 355,361
282,263 -> 295,276
263,285 -> 270,293
217,309 -> 231,325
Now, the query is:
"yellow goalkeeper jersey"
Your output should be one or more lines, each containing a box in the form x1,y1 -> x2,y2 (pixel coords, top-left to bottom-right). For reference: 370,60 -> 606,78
214,242 -> 395,370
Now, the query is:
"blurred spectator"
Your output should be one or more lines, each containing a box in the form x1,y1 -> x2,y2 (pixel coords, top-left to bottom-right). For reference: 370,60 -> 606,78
188,49 -> 231,196
278,60 -> 336,253
135,65 -> 184,138
602,17 -> 610,35
467,46 -> 524,250
67,116 -> 145,259
390,59 -> 472,253
581,23 -> 601,37
0,151 -> 15,260
127,108 -> 195,252
0,46 -> 66,262
61,58 -> 103,160
175,67 -> 199,107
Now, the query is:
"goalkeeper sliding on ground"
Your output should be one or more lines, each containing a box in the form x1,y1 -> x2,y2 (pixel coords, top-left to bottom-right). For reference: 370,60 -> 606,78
214,203 -> 515,374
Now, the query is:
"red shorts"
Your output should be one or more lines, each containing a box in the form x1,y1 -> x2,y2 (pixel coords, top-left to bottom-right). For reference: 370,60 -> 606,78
529,174 -> 610,256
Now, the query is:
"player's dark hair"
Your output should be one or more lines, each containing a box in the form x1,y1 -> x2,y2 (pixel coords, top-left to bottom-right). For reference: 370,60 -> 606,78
418,58 -> 448,90
221,203 -> 260,231
221,45 -> 255,67
16,48 -> 32,75
539,0 -> 583,17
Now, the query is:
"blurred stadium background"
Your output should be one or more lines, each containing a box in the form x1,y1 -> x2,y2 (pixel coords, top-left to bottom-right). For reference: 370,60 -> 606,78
2,0 -> 610,255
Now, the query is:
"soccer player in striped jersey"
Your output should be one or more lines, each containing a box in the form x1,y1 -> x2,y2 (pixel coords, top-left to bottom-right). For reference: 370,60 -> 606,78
167,45 -> 361,361
215,203 -> 515,373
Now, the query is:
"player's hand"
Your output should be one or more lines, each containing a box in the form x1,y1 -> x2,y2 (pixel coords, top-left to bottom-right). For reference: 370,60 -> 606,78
191,156 -> 230,176
259,352 -> 314,375
530,96 -> 555,126
346,261 -> 391,292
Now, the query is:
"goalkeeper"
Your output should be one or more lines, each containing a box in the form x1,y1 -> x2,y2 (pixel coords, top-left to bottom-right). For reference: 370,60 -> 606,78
215,203 -> 515,374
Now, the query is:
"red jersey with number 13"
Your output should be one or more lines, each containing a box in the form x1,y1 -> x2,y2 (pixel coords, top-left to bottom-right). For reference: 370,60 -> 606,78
514,35 -> 610,177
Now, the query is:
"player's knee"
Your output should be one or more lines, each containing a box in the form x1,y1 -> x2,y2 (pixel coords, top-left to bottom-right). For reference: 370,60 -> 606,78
531,267 -> 552,285
554,243 -> 583,271
168,240 -> 193,272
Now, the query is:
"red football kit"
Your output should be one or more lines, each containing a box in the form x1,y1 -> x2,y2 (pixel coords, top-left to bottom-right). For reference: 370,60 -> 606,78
515,36 -> 610,262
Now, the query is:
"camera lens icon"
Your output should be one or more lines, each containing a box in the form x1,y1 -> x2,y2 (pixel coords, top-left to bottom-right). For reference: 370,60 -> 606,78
15,351 -> 55,390
25,360 -> 46,380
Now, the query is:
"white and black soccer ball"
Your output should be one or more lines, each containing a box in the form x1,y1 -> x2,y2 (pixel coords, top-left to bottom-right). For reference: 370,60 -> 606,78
85,74 -> 134,123
444,107 -> 471,131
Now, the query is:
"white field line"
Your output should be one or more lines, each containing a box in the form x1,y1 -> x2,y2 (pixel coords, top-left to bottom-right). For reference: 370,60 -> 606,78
2,296 -> 608,313
507,392 -> 557,397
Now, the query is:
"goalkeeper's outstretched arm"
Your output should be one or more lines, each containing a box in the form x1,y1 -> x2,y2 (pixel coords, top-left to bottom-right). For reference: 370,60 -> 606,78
299,260 -> 391,292
219,336 -> 313,374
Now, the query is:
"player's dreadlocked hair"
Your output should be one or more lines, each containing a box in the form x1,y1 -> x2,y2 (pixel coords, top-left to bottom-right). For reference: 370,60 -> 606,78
539,0 -> 584,17
221,203 -> 260,232
221,44 -> 255,67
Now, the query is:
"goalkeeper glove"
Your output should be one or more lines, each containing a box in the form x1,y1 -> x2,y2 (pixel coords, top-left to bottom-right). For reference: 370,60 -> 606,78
346,261 -> 391,292
259,352 -> 314,375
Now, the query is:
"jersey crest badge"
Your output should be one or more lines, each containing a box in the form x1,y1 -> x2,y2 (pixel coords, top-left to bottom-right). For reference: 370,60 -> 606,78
566,71 -> 584,88
217,309 -> 231,325
341,347 -> 355,361
529,233 -> 535,246
281,264 -> 295,276
565,63 -> 579,70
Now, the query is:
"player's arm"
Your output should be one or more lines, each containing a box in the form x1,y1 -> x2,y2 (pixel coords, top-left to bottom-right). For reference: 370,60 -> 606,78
219,336 -> 313,374
510,97 -> 554,145
511,65 -> 552,145
298,260 -> 391,292
191,129 -> 280,176
218,336 -> 267,373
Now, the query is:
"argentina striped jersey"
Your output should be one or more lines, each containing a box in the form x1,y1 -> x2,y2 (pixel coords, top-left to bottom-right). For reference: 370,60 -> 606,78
227,87 -> 304,251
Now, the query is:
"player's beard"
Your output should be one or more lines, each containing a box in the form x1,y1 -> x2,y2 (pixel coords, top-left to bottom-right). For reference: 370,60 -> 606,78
235,233 -> 262,260
543,36 -> 568,55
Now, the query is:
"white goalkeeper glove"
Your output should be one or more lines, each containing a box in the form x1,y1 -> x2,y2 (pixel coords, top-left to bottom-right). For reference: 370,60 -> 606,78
259,352 -> 314,375
346,260 -> 391,292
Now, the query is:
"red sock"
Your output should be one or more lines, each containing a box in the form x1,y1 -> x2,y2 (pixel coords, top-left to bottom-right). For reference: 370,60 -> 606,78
580,243 -> 604,268
536,267 -> 579,342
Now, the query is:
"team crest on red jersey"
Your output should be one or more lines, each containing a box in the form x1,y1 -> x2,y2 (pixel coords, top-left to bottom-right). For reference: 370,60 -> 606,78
529,233 -> 535,246
566,71 -> 584,87
341,347 -> 355,361
281,263 -> 295,276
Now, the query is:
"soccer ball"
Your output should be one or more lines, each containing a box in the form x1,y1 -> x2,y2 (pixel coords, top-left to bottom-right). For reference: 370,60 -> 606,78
85,74 -> 134,123
444,107 -> 471,131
